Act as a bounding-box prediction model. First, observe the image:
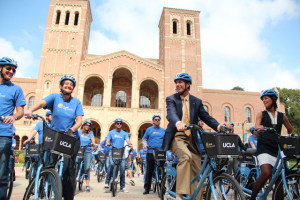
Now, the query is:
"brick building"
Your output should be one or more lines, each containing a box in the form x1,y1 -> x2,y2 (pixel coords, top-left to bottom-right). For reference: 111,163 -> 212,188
12,0 -> 286,150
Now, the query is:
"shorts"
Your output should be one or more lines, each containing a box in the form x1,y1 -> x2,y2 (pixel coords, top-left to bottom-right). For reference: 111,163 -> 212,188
125,158 -> 130,170
257,153 -> 277,167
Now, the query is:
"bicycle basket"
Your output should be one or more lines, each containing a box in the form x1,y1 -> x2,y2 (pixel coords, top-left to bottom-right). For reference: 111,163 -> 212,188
279,136 -> 300,156
43,123 -> 78,158
201,132 -> 239,157
153,150 -> 166,161
77,147 -> 86,158
111,148 -> 124,159
27,144 -> 42,156
99,152 -> 107,160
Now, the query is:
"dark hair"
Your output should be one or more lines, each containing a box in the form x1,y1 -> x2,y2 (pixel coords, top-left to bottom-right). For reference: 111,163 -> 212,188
271,96 -> 278,110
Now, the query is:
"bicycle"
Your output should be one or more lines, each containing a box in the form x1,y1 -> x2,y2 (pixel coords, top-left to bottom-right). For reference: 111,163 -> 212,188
27,143 -> 41,184
161,124 -> 245,200
147,146 -> 165,197
75,146 -> 87,190
7,154 -> 15,200
96,151 -> 107,182
238,127 -> 300,200
23,114 -> 78,200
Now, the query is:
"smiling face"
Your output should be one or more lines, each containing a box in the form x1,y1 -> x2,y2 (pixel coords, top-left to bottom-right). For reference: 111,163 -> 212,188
262,95 -> 273,109
59,79 -> 74,94
0,65 -> 16,81
84,123 -> 91,131
153,117 -> 161,127
175,79 -> 190,95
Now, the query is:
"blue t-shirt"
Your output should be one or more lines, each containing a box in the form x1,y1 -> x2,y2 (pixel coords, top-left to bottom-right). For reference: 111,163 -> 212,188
34,121 -> 51,144
106,129 -> 129,148
0,81 -> 26,137
166,151 -> 178,163
139,149 -> 146,159
11,138 -> 16,153
79,130 -> 94,153
43,93 -> 84,138
130,149 -> 137,159
248,135 -> 258,149
143,126 -> 165,153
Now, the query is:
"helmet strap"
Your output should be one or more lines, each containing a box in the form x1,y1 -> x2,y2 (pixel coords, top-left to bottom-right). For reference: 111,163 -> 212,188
60,88 -> 72,96
177,82 -> 190,95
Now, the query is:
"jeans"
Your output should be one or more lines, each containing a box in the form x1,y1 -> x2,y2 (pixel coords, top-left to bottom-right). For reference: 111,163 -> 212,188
105,151 -> 113,185
83,152 -> 92,180
107,153 -> 126,189
0,137 -> 12,200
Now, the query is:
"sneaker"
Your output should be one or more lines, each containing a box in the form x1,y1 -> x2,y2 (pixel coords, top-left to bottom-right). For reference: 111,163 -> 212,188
86,186 -> 90,192
129,179 -> 135,186
104,183 -> 109,188
120,188 -> 129,193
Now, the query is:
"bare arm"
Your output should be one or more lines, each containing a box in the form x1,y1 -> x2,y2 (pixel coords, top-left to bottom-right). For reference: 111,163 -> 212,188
24,100 -> 47,116
249,142 -> 256,149
125,138 -> 132,146
3,105 -> 24,124
283,114 -> 294,134
23,129 -> 38,145
105,138 -> 110,146
70,115 -> 82,131
255,112 -> 263,129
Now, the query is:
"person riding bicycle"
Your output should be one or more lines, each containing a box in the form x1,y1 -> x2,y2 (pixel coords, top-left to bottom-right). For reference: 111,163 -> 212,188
78,120 -> 96,192
250,89 -> 294,200
0,57 -> 26,200
23,110 -> 52,145
248,126 -> 258,149
105,118 -> 132,193
162,72 -> 231,200
24,75 -> 83,200
142,114 -> 165,195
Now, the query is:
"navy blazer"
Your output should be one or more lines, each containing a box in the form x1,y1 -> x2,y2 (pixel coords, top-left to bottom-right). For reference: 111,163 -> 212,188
162,93 -> 220,152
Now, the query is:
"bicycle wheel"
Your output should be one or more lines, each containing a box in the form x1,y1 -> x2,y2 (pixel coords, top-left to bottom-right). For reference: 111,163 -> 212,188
160,174 -> 167,200
25,161 -> 30,179
112,165 -> 119,197
6,168 -> 14,200
28,162 -> 38,184
157,166 -> 164,197
75,163 -> 80,189
272,173 -> 300,200
97,163 -> 103,182
205,172 -> 245,200
23,168 -> 62,200
78,168 -> 84,191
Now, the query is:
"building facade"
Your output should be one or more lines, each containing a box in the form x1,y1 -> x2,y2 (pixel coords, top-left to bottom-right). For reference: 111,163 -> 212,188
12,0 -> 286,150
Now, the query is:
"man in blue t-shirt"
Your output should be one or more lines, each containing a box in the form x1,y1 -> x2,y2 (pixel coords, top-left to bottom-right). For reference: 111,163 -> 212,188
25,75 -> 83,200
105,118 -> 132,193
24,110 -> 52,145
0,57 -> 26,199
248,126 -> 258,149
142,114 -> 165,195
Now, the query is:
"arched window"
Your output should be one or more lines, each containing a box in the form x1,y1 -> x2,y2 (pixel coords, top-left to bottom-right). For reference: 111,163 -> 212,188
187,22 -> 191,35
173,21 -> 177,34
91,89 -> 102,106
28,96 -> 35,109
140,92 -> 150,108
65,11 -> 70,25
245,107 -> 252,123
224,106 -> 231,122
55,10 -> 61,24
203,105 -> 209,113
74,12 -> 79,26
115,91 -> 127,107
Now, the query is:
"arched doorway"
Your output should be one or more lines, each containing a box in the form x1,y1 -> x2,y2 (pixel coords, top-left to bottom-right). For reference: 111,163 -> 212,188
138,123 -> 152,151
90,120 -> 101,143
139,80 -> 159,109
15,135 -> 20,150
21,136 -> 28,149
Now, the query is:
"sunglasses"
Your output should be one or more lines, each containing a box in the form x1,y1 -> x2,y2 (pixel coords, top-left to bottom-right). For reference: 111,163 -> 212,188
85,124 -> 91,127
116,123 -> 122,125
5,66 -> 16,73
154,119 -> 161,121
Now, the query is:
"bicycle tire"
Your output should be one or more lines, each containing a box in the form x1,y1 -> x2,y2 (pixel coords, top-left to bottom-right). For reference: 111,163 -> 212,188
79,167 -> 84,191
28,162 -> 38,184
160,174 -> 167,200
205,172 -> 245,200
112,165 -> 118,197
75,163 -> 80,189
25,161 -> 30,179
97,163 -> 103,182
157,166 -> 164,197
153,179 -> 157,193
7,168 -> 14,200
23,168 -> 62,200
272,172 -> 300,200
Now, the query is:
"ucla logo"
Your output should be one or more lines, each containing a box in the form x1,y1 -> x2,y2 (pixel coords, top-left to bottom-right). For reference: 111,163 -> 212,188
45,136 -> 48,141
206,142 -> 209,148
283,144 -> 287,149
223,143 -> 235,148
58,103 -> 63,108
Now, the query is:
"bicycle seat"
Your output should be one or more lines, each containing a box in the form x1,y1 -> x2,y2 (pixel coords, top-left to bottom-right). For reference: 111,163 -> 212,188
246,148 -> 257,155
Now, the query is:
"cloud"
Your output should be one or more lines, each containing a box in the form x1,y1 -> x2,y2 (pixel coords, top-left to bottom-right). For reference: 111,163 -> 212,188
0,38 -> 36,78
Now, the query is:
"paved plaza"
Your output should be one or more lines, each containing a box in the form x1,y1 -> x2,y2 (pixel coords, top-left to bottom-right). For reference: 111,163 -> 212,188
11,166 -> 159,200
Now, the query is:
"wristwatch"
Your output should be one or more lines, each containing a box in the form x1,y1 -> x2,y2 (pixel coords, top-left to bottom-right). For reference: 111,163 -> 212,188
14,116 -> 18,120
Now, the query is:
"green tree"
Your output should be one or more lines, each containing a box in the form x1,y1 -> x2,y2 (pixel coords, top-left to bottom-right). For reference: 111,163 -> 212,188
277,88 -> 300,135
231,86 -> 244,91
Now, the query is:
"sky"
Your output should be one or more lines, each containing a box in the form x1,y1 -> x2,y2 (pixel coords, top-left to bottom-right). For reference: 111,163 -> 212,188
0,0 -> 300,92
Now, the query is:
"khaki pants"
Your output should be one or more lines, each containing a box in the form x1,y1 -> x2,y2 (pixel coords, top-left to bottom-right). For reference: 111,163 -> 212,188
171,132 -> 203,200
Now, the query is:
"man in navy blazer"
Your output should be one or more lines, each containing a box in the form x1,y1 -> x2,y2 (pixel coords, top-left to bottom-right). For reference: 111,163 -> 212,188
162,72 -> 230,200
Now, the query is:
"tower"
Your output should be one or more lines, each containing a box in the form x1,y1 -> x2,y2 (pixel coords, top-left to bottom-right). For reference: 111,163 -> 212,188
159,7 -> 203,99
35,0 -> 92,101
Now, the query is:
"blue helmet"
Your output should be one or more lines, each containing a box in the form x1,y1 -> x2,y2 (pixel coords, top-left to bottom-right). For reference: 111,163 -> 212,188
83,120 -> 92,126
174,73 -> 192,84
260,89 -> 278,100
59,75 -> 76,87
0,57 -> 18,68
250,126 -> 255,133
229,122 -> 234,127
152,114 -> 161,120
45,110 -> 52,116
114,118 -> 123,123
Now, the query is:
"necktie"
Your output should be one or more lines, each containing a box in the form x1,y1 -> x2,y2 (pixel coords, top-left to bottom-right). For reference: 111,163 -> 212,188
182,98 -> 191,136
